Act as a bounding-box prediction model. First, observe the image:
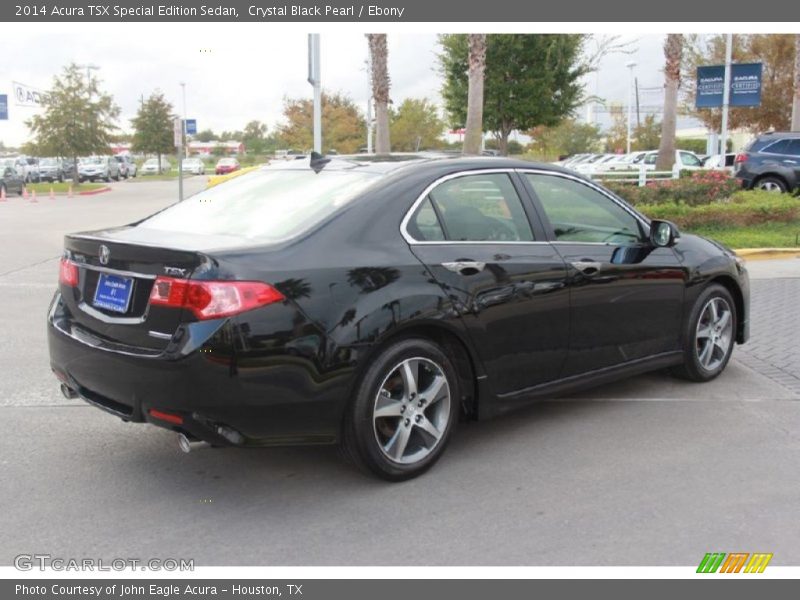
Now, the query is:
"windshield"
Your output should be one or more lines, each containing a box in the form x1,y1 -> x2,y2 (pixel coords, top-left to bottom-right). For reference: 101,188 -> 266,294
80,157 -> 103,165
137,167 -> 381,243
40,158 -> 57,166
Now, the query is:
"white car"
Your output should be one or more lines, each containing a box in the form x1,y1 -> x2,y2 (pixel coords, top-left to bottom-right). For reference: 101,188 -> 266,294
141,157 -> 171,175
640,150 -> 704,171
181,158 -> 206,175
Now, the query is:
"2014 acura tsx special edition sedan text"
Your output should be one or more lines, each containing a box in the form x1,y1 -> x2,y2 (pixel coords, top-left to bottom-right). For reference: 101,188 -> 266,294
48,156 -> 749,480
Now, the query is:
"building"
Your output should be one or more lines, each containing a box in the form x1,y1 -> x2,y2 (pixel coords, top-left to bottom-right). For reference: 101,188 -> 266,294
187,141 -> 244,156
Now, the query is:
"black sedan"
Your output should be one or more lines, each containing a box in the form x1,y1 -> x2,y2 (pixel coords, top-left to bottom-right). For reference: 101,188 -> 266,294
1,160 -> 25,196
48,156 -> 749,480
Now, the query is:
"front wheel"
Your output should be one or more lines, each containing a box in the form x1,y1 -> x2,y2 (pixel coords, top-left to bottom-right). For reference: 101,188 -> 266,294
672,284 -> 736,382
342,338 -> 460,481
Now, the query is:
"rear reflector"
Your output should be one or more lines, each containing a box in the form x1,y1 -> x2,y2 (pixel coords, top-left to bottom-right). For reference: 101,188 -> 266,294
59,258 -> 79,287
148,409 -> 184,425
149,277 -> 285,320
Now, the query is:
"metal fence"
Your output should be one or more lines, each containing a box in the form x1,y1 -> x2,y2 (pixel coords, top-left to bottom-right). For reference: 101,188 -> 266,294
589,164 -> 681,187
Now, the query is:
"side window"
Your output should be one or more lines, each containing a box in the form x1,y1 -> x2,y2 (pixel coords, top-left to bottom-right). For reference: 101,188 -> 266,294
680,152 -> 702,167
525,174 -> 643,245
763,139 -> 791,154
786,139 -> 800,157
644,154 -> 657,165
407,198 -> 445,242
426,173 -> 534,242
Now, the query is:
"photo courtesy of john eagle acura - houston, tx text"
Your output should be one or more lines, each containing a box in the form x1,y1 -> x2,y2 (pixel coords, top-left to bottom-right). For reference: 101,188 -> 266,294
47,155 -> 750,481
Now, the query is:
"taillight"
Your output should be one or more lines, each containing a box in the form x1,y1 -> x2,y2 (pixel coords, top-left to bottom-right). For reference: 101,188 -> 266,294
149,277 -> 285,320
59,258 -> 79,287
734,153 -> 748,164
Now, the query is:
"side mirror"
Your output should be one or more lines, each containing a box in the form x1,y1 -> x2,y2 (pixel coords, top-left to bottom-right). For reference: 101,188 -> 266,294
649,220 -> 680,248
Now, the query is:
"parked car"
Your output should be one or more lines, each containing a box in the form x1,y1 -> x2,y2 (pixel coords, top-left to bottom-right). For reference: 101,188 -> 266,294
702,153 -> 737,173
123,155 -> 137,178
78,156 -> 120,183
113,155 -> 136,179
38,157 -> 66,183
0,159 -> 25,195
735,132 -> 800,193
48,156 -> 749,481
182,157 -> 206,175
140,157 -> 171,175
13,156 -> 40,183
215,157 -> 240,175
639,150 -> 704,171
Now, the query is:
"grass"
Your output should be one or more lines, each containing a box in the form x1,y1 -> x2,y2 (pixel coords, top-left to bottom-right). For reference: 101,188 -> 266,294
687,221 -> 800,249
27,181 -> 106,194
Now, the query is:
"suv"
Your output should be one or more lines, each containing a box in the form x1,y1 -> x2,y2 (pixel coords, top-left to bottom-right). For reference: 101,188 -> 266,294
38,157 -> 66,183
78,156 -> 120,183
735,132 -> 800,193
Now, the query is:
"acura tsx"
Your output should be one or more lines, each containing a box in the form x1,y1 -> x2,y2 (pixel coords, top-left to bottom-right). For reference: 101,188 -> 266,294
48,156 -> 749,480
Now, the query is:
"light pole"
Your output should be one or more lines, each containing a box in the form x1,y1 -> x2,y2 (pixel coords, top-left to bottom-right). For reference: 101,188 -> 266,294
76,63 -> 100,85
625,61 -> 637,154
178,82 -> 187,202
307,34 -> 322,154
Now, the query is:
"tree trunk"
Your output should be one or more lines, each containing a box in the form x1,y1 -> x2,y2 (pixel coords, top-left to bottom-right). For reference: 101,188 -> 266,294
367,34 -> 391,154
157,152 -> 162,175
463,34 -> 487,156
657,34 -> 683,171
792,34 -> 800,132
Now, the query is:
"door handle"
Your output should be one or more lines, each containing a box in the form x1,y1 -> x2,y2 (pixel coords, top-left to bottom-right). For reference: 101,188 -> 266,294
571,260 -> 602,275
442,261 -> 485,274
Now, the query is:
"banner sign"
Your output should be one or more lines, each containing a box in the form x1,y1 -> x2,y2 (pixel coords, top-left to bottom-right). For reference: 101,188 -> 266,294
12,81 -> 50,107
0,94 -> 8,120
185,119 -> 197,135
696,63 -> 762,108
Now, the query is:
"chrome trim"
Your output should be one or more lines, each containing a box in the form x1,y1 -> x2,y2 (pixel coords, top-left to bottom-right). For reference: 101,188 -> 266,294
52,318 -> 163,358
399,168 -> 650,246
76,262 -> 157,280
148,330 -> 173,340
78,302 -> 148,324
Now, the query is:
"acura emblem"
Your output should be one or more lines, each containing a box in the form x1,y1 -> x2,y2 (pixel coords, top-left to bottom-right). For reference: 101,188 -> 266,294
99,245 -> 111,265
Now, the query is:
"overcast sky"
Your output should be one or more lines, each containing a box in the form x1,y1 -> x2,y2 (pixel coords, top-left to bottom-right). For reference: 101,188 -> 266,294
0,24 -> 674,147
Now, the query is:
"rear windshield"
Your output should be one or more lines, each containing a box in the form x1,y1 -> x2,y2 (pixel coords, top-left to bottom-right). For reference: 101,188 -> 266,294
137,168 -> 381,243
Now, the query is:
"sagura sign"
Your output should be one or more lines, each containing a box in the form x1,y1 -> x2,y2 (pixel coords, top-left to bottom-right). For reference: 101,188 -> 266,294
13,82 -> 50,108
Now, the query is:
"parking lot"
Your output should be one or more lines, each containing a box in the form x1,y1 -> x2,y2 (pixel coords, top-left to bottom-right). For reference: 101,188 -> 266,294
1,178 -> 799,566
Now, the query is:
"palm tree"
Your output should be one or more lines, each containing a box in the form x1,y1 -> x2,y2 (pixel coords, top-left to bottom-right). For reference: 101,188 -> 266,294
367,34 -> 391,154
656,34 -> 684,170
792,34 -> 800,131
463,34 -> 487,156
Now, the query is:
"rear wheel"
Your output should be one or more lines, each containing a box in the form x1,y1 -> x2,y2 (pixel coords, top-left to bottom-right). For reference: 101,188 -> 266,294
755,176 -> 787,193
342,338 -> 459,481
672,284 -> 736,382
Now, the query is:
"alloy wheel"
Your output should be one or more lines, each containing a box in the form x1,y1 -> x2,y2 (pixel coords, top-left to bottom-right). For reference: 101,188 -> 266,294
695,297 -> 733,371
757,180 -> 783,192
372,357 -> 451,465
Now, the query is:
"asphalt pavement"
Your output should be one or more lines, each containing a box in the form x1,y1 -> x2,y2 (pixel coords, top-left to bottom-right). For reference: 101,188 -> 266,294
1,179 -> 798,566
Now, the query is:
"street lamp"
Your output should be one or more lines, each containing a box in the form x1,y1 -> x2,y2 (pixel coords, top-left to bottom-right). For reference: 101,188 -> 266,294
625,61 -> 637,154
178,82 -> 187,202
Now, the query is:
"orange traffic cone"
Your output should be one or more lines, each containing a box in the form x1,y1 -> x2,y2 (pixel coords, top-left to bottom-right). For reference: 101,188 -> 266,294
31,189 -> 38,203
49,187 -> 55,199
68,185 -> 73,199
22,187 -> 28,199
0,186 -> 6,202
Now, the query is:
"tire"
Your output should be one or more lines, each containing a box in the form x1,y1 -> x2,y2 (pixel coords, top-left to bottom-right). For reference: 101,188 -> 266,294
671,284 -> 737,382
755,176 -> 788,193
342,337 -> 460,481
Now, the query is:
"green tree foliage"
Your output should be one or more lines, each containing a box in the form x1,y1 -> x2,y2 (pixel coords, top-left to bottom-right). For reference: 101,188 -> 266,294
241,120 -> 269,154
193,129 -> 216,142
389,98 -> 445,151
438,34 -> 589,154
130,91 -> 175,173
277,92 -> 365,154
604,103 -> 628,153
528,119 -> 601,159
683,34 -> 795,132
26,63 -> 120,175
633,114 -> 661,151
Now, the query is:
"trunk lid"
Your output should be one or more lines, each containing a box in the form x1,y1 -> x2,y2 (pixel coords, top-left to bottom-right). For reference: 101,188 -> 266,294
61,226 -> 239,351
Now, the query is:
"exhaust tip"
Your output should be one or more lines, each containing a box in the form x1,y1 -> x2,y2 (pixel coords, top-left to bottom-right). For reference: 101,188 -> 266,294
60,383 -> 78,399
178,433 -> 209,453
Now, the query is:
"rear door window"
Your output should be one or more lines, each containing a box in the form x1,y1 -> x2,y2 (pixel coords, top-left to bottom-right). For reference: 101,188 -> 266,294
762,139 -> 792,154
785,139 -> 800,156
423,173 -> 534,242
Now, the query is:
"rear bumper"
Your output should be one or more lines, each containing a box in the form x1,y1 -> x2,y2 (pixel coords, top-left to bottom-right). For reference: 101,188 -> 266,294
47,292 -> 348,446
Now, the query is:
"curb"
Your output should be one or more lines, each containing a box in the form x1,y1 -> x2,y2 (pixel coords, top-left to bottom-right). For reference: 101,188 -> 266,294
77,187 -> 112,196
734,248 -> 800,261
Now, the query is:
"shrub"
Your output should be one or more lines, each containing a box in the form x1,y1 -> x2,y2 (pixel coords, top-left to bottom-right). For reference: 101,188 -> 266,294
604,170 -> 739,206
638,193 -> 800,229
